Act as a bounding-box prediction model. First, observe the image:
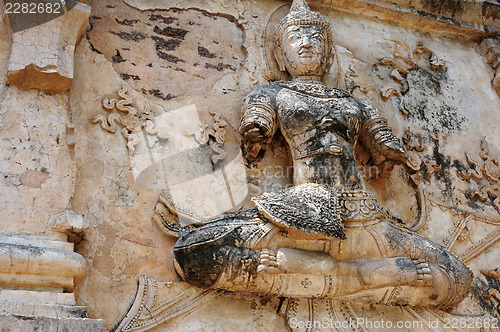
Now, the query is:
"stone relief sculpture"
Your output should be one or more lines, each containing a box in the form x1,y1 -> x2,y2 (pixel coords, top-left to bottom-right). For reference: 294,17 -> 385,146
171,0 -> 472,309
94,85 -> 169,153
458,137 -> 500,214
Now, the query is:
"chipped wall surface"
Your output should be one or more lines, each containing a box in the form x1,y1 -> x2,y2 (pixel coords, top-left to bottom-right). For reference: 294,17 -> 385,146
0,88 -> 74,235
0,0 -> 499,330
86,1 -> 245,100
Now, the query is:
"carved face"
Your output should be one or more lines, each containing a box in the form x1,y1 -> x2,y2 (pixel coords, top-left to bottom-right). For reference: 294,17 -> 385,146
280,24 -> 329,77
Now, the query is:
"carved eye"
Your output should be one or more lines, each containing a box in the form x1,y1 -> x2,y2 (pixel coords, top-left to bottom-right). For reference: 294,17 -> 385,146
312,33 -> 324,42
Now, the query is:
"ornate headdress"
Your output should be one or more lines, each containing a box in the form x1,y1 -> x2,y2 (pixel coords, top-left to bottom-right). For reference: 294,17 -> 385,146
275,0 -> 332,51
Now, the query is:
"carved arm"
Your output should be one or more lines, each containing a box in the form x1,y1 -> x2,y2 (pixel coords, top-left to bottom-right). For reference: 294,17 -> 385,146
359,102 -> 407,171
239,85 -> 279,163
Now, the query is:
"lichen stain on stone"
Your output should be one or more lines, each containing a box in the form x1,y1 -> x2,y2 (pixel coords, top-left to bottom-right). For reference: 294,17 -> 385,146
156,51 -> 185,63
471,277 -> 500,318
151,36 -> 182,52
205,63 -> 236,71
120,73 -> 140,81
429,138 -> 456,199
198,46 -> 216,58
481,2 -> 499,21
142,88 -> 176,101
402,68 -> 468,132
115,18 -> 139,26
86,0 -> 245,100
109,31 -> 147,42
112,50 -> 125,63
153,26 -> 188,40
149,14 -> 178,25
421,0 -> 464,17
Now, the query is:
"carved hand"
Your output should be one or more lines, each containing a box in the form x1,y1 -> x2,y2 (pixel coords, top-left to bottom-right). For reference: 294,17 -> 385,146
375,141 -> 408,165
242,127 -> 272,162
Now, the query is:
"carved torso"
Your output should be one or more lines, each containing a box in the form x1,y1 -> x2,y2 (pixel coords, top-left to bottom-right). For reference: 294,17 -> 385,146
274,81 -> 364,189
240,81 -> 403,190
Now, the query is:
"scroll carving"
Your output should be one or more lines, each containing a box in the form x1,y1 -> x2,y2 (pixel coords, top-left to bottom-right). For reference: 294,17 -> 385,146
93,85 -> 168,153
348,40 -> 447,118
457,137 -> 500,214
402,130 -> 441,185
192,111 -> 227,163
374,41 -> 446,117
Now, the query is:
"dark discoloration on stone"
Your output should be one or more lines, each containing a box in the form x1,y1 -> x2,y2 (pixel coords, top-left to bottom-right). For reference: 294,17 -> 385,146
430,138 -> 455,198
205,63 -> 236,71
87,3 -> 244,101
86,19 -> 103,55
482,2 -> 500,21
403,68 -> 467,132
143,88 -> 176,100
112,50 -> 125,63
156,51 -> 184,63
452,159 -> 466,173
120,73 -> 140,81
151,36 -> 182,52
27,245 -> 45,257
115,18 -> 139,26
12,315 -> 38,321
471,278 -> 500,319
422,0 -> 464,16
198,46 -> 216,58
110,31 -> 147,42
153,25 -> 188,40
149,14 -> 178,24
173,212 -> 263,288
175,245 -> 259,288
451,159 -> 488,210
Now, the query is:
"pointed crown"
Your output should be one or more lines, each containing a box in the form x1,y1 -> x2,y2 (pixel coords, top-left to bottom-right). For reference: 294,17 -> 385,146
276,0 -> 332,50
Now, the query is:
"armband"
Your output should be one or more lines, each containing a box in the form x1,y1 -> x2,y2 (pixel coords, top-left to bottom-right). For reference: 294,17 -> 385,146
239,103 -> 277,138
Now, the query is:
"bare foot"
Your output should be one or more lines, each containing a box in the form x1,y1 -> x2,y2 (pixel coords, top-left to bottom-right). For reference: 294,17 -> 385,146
257,248 -> 338,275
413,258 -> 432,286
257,249 -> 282,274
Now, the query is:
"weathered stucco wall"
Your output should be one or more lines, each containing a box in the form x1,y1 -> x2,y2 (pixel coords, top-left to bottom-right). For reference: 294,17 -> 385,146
65,0 -> 500,329
0,0 -> 498,330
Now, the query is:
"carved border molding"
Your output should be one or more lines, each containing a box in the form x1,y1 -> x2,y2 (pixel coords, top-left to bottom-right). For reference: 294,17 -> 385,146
115,276 -> 219,332
306,0 -> 499,41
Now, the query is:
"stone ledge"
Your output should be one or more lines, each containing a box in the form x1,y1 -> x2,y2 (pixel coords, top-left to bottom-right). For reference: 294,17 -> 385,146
5,2 -> 91,92
0,303 -> 87,319
0,313 -> 103,332
0,290 -> 76,306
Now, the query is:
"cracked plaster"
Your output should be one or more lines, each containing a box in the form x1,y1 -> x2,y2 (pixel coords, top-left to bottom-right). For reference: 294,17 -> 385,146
0,0 -> 498,330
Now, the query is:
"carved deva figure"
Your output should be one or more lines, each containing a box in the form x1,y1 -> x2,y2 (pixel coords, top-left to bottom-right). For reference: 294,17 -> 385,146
173,0 -> 472,309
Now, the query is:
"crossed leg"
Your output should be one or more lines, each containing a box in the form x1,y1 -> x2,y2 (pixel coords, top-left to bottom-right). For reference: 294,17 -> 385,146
174,218 -> 472,308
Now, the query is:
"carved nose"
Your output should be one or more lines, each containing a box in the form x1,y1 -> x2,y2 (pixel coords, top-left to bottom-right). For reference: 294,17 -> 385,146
300,35 -> 312,47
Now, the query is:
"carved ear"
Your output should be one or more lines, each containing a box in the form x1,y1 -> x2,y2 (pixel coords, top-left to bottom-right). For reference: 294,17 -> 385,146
325,52 -> 333,73
273,44 -> 286,72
